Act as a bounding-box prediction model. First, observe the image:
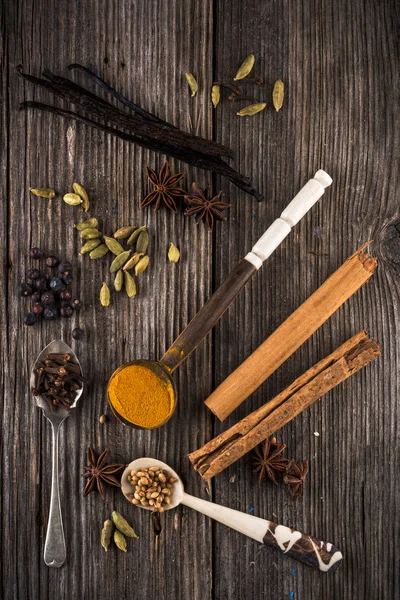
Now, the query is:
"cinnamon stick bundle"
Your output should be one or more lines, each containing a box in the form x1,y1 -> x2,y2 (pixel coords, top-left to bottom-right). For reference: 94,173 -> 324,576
189,331 -> 380,481
205,245 -> 377,421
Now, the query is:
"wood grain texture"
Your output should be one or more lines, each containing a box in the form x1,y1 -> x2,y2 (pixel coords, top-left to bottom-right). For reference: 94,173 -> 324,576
1,0 -> 399,599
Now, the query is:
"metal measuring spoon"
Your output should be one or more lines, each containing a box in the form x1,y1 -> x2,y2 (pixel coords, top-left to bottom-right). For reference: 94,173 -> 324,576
108,171 -> 333,429
31,339 -> 83,568
121,458 -> 343,572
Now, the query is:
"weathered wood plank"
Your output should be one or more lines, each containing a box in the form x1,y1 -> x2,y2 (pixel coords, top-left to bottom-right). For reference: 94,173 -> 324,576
2,1 -> 214,599
212,0 -> 400,599
1,0 -> 400,598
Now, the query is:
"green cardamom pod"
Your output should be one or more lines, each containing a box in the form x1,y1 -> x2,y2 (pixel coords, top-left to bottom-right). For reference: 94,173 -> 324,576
29,187 -> 56,198
272,80 -> 284,112
127,226 -> 147,246
114,226 -> 136,240
110,250 -> 131,273
114,269 -> 124,291
63,192 -> 83,206
168,242 -> 180,263
237,102 -> 266,117
211,84 -> 221,108
185,72 -> 198,97
100,282 -> 111,307
80,239 -> 102,254
103,236 -> 125,256
124,271 -> 136,298
89,244 -> 109,259
135,255 -> 150,275
136,230 -> 149,254
75,217 -> 99,231
123,252 -> 143,271
101,519 -> 113,552
233,54 -> 255,81
80,228 -> 101,239
112,511 -> 139,539
113,530 -> 127,552
73,182 -> 90,211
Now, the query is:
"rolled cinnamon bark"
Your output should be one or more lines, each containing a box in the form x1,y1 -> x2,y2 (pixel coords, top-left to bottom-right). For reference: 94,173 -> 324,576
189,331 -> 380,481
205,244 -> 377,421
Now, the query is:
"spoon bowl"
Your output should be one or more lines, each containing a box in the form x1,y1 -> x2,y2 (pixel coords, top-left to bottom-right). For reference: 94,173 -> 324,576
121,456 -> 343,572
31,339 -> 83,416
121,457 -> 183,510
107,360 -> 177,430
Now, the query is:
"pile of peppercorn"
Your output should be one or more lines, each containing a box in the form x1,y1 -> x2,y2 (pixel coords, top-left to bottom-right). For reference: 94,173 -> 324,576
20,247 -> 82,327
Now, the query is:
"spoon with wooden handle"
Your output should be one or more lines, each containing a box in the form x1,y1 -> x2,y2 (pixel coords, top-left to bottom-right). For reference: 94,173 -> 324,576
121,457 -> 343,572
108,170 -> 332,428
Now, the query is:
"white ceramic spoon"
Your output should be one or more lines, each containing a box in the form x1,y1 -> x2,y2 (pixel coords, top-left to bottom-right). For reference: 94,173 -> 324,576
121,458 -> 343,572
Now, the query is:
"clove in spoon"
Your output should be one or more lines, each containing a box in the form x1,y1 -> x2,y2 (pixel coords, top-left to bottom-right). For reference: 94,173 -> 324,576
31,339 -> 83,568
121,458 -> 343,572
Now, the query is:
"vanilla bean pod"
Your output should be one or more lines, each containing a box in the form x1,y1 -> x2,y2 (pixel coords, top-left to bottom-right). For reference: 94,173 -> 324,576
68,63 -> 171,127
19,100 -> 263,201
17,66 -> 233,160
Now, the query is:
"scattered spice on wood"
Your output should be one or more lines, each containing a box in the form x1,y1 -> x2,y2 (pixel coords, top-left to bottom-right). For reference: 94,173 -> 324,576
83,448 -> 125,500
16,65 -> 263,201
184,183 -> 230,231
234,54 -> 256,81
252,437 -> 288,485
185,72 -> 198,97
32,352 -> 83,412
189,331 -> 380,481
141,161 -> 185,213
284,459 -> 309,499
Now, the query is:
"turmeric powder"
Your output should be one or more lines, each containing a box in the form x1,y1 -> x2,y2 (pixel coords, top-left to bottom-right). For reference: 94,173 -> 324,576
108,363 -> 174,428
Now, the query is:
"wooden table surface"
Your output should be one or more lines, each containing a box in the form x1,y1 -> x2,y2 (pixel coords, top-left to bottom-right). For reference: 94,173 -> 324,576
1,1 -> 399,599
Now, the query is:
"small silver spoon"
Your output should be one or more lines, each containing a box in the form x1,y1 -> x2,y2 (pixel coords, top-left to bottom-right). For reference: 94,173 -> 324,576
31,339 -> 83,568
121,458 -> 343,572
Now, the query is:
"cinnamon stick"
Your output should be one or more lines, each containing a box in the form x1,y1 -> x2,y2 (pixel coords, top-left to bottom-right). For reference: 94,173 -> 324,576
205,245 -> 377,421
189,331 -> 380,481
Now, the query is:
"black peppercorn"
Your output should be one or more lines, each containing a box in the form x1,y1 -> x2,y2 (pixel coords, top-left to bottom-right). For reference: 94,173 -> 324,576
59,289 -> 72,301
49,277 -> 65,292
60,306 -> 73,318
71,299 -> 82,310
31,292 -> 41,303
19,283 -> 33,297
41,291 -> 55,306
29,247 -> 43,260
24,312 -> 37,326
61,274 -> 73,285
27,268 -> 40,280
34,277 -> 48,292
72,327 -> 84,340
46,255 -> 59,268
33,303 -> 44,315
58,261 -> 72,276
43,306 -> 58,320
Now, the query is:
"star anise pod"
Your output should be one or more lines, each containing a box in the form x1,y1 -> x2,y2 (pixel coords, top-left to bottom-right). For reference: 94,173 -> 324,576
83,448 -> 125,500
184,183 -> 230,231
141,161 -> 185,213
283,459 -> 309,499
252,438 -> 288,485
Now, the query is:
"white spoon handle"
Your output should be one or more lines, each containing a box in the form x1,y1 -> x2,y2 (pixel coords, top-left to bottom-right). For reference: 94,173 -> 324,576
180,492 -> 342,572
245,170 -> 332,268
